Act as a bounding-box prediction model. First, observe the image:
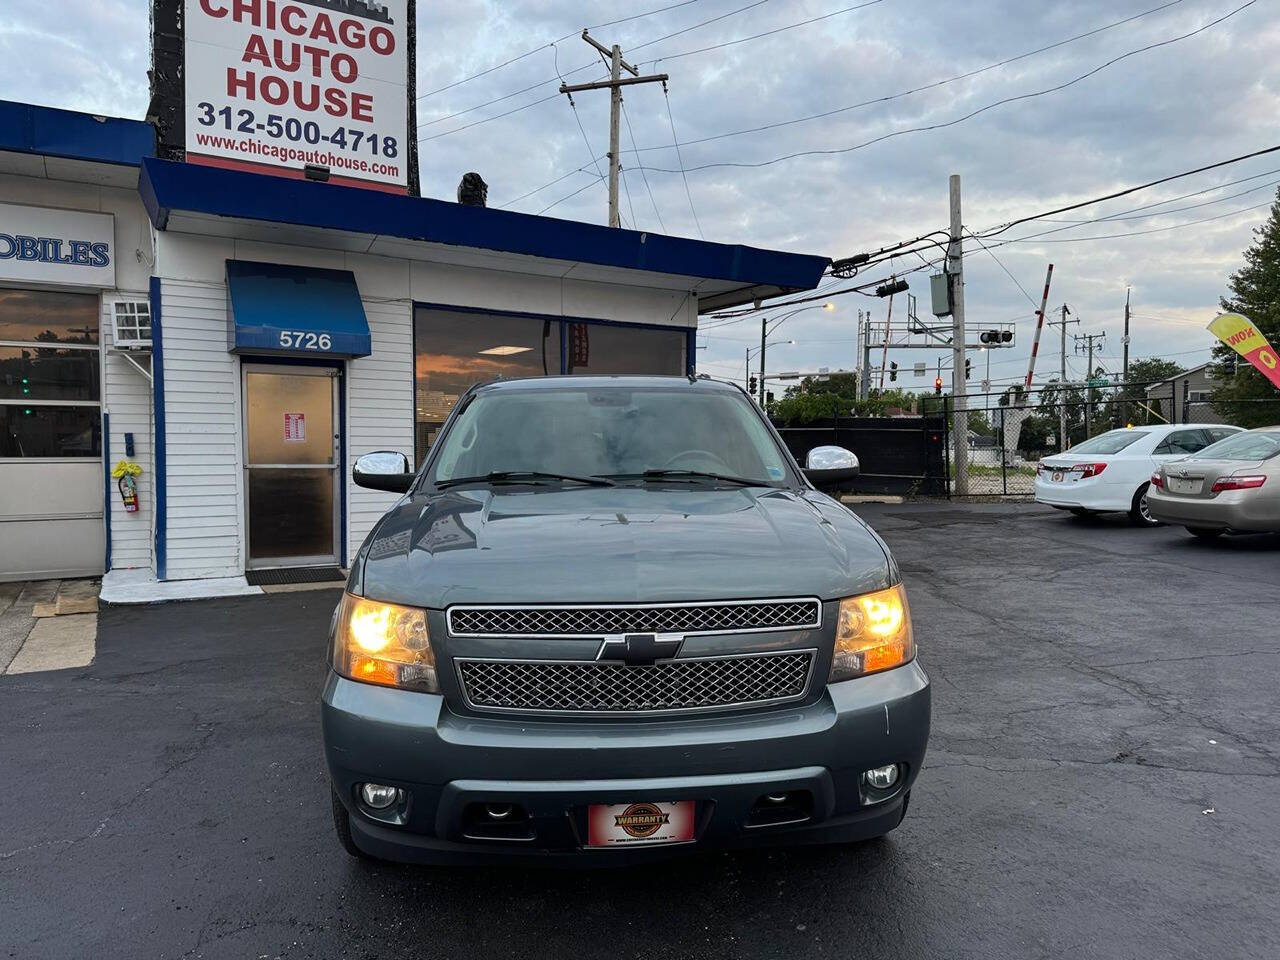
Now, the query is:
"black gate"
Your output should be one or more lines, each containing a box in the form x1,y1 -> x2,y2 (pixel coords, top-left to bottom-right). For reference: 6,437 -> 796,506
773,415 -> 949,496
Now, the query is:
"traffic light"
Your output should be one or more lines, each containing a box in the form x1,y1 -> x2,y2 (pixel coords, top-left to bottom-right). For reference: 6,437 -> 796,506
934,377 -> 943,396
875,278 -> 910,298
889,362 -> 898,382
766,391 -> 775,405
965,358 -> 972,380
749,376 -> 758,394
979,329 -> 1015,344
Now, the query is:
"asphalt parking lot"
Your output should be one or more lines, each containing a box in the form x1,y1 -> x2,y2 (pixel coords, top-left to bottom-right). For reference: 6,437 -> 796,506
2,502 -> 1278,959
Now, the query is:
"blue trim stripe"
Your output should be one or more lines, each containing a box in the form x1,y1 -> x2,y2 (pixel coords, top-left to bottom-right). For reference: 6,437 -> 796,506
140,158 -> 829,295
0,99 -> 153,168
103,412 -> 111,572
150,277 -> 167,582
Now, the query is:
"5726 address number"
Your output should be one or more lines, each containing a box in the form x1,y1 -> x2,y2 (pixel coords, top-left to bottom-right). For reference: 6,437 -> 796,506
280,331 -> 332,350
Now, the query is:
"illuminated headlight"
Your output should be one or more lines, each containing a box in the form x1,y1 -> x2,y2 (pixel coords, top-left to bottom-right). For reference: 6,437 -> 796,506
829,584 -> 915,682
333,592 -> 438,692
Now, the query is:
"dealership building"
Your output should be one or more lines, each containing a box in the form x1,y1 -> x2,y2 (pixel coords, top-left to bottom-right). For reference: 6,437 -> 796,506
0,98 -> 827,589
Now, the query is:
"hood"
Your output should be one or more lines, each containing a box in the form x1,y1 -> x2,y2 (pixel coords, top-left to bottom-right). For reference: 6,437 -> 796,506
354,486 -> 895,609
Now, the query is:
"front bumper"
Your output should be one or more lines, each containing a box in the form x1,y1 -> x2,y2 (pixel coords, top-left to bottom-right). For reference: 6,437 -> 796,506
321,661 -> 931,864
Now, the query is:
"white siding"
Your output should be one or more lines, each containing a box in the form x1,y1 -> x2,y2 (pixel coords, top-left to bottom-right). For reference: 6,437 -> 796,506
158,279 -> 244,580
346,299 -> 414,563
102,296 -> 154,571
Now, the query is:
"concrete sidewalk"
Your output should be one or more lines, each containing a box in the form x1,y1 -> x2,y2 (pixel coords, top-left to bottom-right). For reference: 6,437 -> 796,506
0,579 -> 99,675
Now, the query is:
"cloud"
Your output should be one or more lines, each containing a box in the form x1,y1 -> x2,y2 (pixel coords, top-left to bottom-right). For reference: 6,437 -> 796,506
8,0 -> 1279,389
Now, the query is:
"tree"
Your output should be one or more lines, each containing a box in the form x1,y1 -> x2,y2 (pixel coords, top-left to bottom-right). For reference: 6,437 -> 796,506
1213,187 -> 1280,426
1113,357 -> 1184,427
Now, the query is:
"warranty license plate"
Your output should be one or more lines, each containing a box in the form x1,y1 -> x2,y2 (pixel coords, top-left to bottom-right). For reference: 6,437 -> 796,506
586,801 -> 696,848
1168,477 -> 1202,495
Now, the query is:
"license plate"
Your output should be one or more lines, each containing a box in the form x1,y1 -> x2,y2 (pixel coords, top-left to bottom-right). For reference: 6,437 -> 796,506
1051,471 -> 1064,483
1167,477 -> 1202,495
586,801 -> 696,848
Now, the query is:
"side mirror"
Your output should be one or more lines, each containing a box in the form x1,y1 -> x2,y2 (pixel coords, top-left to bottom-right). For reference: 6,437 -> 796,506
353,451 -> 413,494
803,445 -> 860,490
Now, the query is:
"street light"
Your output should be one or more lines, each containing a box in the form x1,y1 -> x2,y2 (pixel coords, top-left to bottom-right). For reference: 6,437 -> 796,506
758,303 -> 835,405
746,339 -> 794,392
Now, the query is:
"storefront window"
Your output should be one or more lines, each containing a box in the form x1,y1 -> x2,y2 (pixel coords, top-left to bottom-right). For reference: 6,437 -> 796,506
0,347 -> 101,401
565,322 -> 687,376
0,289 -> 99,344
0,289 -> 100,458
414,307 -> 559,461
0,405 -> 101,457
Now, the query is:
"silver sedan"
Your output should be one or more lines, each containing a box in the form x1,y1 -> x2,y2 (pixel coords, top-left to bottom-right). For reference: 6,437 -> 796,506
1147,427 -> 1280,538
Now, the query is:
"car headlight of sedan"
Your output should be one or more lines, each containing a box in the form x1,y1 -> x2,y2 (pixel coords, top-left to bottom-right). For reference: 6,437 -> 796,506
829,583 -> 915,682
333,592 -> 438,692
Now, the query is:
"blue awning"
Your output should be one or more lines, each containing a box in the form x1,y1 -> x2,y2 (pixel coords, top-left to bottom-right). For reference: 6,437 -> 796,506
226,260 -> 371,358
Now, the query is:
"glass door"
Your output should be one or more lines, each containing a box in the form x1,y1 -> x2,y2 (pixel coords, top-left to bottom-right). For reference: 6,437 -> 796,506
243,366 -> 339,568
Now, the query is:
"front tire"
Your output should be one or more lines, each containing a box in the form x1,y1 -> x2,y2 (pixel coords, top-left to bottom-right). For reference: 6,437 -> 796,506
1187,526 -> 1225,540
332,788 -> 376,860
1130,483 -> 1159,527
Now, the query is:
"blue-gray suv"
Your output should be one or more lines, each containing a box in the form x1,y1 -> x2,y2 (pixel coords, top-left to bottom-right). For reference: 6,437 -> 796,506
323,376 -> 930,864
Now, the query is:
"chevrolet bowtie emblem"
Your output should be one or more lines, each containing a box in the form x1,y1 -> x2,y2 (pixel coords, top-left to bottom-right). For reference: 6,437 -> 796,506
596,633 -> 684,666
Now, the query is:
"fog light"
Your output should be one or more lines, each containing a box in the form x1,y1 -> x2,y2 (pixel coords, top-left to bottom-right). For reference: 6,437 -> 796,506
360,783 -> 401,809
863,764 -> 900,790
485,803 -> 514,820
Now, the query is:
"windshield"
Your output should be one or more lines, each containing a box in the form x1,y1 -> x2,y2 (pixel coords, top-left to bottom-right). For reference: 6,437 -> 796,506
427,384 -> 792,487
1194,430 -> 1280,461
1066,429 -> 1150,455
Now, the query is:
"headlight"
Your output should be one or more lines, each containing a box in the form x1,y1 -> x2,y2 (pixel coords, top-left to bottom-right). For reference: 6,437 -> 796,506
332,592 -> 438,692
829,584 -> 915,682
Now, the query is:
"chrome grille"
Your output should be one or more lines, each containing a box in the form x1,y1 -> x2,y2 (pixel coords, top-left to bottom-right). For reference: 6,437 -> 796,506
455,650 -> 815,714
447,599 -> 821,637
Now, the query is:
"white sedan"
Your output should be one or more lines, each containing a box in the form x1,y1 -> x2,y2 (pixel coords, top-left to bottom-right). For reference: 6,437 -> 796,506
1035,423 -> 1242,526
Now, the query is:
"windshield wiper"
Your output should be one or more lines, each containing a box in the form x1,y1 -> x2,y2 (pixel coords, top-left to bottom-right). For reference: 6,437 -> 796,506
606,470 -> 772,487
435,471 -> 616,490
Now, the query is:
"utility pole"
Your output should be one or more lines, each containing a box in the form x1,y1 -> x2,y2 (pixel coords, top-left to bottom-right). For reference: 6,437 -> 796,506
1075,331 -> 1106,439
1121,288 -> 1131,423
759,315 -> 768,406
948,175 -> 969,497
744,347 -> 750,391
1051,304 -> 1077,451
559,31 -> 668,228
860,311 -> 872,400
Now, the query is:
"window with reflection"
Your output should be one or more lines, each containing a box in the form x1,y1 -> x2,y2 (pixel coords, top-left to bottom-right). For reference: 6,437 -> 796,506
0,289 -> 100,459
565,322 -> 687,376
414,307 -> 559,462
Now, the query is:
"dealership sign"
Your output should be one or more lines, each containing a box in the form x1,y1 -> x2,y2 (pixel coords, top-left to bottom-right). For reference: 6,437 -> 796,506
153,0 -> 417,193
0,202 -> 116,288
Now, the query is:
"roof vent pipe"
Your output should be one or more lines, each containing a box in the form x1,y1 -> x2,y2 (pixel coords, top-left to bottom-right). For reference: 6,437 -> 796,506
458,172 -> 488,207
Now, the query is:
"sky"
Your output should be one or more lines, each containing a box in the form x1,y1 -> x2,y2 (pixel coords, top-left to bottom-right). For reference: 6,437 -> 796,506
4,0 -> 1278,395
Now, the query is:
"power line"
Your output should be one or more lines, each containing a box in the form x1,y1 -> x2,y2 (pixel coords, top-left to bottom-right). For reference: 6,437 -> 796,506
992,197 -> 1272,246
641,0 -> 888,66
964,229 -> 1041,310
417,0 -> 708,100
505,0 -> 1184,207
663,86 -> 704,239
420,0 -> 776,135
624,0 -> 1184,156
538,176 -> 605,216
975,142 -> 1280,240
980,174 -> 1280,245
621,103 -> 666,232
629,0 -> 1257,176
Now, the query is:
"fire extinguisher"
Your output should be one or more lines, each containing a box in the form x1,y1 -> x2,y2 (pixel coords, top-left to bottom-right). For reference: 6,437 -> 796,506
111,460 -> 142,513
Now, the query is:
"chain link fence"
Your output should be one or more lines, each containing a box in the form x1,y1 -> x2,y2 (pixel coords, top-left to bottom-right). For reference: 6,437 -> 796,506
942,383 -> 1280,497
